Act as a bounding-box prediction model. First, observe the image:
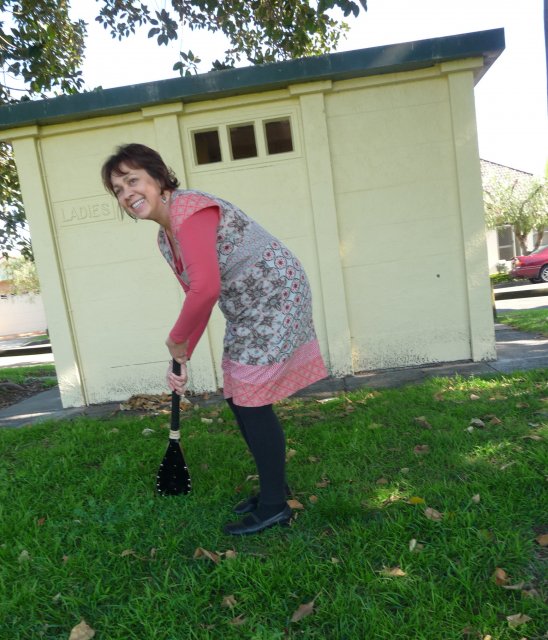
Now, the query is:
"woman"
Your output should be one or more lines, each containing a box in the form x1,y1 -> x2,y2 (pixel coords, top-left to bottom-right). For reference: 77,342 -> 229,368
101,143 -> 327,535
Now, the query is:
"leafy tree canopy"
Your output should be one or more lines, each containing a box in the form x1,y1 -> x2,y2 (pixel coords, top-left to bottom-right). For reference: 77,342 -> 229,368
0,0 -> 86,258
483,166 -> 548,255
0,0 -> 366,258
2,254 -> 40,294
96,0 -> 366,73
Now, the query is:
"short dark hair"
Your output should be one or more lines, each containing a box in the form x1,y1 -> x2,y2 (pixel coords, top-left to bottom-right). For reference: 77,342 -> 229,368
101,143 -> 180,195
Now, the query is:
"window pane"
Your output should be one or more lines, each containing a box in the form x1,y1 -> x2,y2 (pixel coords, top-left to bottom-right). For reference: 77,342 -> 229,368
229,124 -> 257,160
194,130 -> 222,164
265,119 -> 293,155
499,245 -> 515,261
497,225 -> 515,260
497,226 -> 513,247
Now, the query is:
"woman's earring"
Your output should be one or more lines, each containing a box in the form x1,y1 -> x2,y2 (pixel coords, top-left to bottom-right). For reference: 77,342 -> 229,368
161,195 -> 168,204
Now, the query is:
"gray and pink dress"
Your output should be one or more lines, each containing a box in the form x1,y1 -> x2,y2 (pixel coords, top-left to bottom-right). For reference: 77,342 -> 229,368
158,189 -> 327,407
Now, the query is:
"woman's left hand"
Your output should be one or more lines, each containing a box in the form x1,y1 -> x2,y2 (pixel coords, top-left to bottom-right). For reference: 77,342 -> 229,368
166,336 -> 188,365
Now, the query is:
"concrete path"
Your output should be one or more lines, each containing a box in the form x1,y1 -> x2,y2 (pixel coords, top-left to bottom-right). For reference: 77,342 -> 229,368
1,321 -> 547,429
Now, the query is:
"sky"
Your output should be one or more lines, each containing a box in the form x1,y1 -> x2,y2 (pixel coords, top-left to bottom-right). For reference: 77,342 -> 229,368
72,0 -> 547,175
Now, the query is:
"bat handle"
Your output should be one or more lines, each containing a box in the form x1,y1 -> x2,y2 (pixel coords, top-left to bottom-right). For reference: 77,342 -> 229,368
171,358 -> 181,432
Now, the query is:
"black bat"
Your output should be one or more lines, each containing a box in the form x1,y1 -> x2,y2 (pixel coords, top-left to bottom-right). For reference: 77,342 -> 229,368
156,359 -> 192,496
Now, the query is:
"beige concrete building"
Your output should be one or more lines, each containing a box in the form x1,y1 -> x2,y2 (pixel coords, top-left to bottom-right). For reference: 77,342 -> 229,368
0,29 -> 505,407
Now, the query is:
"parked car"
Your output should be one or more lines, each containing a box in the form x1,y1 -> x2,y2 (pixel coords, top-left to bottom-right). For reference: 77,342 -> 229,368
510,245 -> 548,283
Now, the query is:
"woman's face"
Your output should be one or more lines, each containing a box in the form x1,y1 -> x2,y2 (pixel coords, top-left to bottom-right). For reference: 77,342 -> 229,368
110,162 -> 166,222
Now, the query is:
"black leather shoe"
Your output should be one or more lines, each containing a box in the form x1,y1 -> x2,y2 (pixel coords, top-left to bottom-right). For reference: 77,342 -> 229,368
224,505 -> 292,536
233,485 -> 292,515
233,494 -> 259,515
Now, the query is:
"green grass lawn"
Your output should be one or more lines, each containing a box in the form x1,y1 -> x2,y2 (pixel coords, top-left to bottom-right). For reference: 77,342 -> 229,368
0,364 -> 57,386
498,308 -> 548,337
1,370 -> 547,639
497,309 -> 548,336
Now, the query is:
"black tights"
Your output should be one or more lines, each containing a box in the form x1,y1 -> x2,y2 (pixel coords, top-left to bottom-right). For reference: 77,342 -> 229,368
226,398 -> 287,506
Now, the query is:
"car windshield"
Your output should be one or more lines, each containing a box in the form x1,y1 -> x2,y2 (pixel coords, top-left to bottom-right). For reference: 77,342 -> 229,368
530,245 -> 548,255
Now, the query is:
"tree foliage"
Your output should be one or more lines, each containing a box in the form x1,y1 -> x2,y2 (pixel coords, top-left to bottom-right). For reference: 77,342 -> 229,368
2,255 -> 40,294
96,0 -> 366,74
483,171 -> 548,255
0,0 -> 86,258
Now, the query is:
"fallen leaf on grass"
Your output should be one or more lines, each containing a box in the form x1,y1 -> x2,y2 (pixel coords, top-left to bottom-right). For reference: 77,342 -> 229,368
245,474 -> 259,482
535,533 -> 548,546
221,549 -> 238,559
408,539 -> 424,552
424,507 -> 443,521
521,434 -> 543,441
287,499 -> 304,510
308,456 -> 320,463
493,567 -> 508,585
367,422 -> 382,430
471,494 -> 481,504
500,461 -> 516,471
309,495 -> 318,504
469,394 -> 480,400
200,418 -> 213,424
221,595 -> 237,609
37,516 -> 46,526
380,566 -> 406,577
286,448 -> 297,460
18,550 -> 30,563
488,416 -> 502,425
228,614 -> 246,626
193,547 -> 220,564
141,428 -> 155,436
69,620 -> 95,640
317,397 -> 337,404
291,595 -> 318,622
407,496 -> 425,505
376,477 -> 389,485
331,557 -> 340,564
120,549 -> 136,558
315,478 -> 330,488
506,613 -> 531,628
413,445 -> 430,455
469,418 -> 485,428
414,416 -> 432,429
501,581 -> 525,591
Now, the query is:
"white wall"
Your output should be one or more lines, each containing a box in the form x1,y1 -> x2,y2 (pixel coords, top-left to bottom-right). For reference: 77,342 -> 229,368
0,294 -> 48,336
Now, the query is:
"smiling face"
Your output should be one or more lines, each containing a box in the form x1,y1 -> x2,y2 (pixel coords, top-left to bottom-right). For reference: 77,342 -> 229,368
110,163 -> 168,225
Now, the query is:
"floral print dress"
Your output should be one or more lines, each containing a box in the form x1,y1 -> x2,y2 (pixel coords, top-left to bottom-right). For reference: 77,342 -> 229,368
158,189 -> 327,407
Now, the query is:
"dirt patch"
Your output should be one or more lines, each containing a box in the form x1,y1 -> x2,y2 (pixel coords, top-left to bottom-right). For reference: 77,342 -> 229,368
0,380 -> 55,410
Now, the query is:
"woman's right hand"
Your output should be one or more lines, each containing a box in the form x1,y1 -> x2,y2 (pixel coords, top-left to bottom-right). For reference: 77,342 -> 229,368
166,361 -> 188,395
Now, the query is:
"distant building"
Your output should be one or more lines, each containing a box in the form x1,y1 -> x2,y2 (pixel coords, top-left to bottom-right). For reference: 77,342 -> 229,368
481,159 -> 545,271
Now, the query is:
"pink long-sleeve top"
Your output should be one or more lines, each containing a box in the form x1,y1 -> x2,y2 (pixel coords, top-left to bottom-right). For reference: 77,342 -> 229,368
167,206 -> 221,359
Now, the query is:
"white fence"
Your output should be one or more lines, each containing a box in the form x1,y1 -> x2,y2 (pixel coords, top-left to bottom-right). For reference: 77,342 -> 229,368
0,294 -> 47,336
